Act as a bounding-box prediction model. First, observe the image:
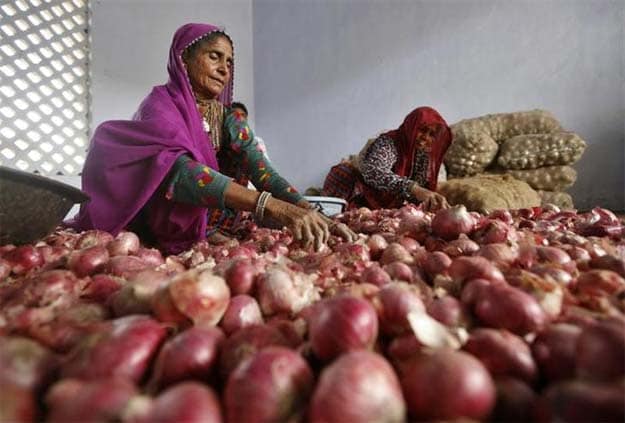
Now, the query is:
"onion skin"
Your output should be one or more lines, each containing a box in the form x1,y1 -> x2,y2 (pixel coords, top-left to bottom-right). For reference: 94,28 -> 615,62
400,349 -> 496,421
308,295 -> 379,361
107,231 -> 140,257
427,296 -> 471,327
148,326 -> 224,390
225,347 -> 313,423
462,328 -> 538,384
309,350 -> 406,423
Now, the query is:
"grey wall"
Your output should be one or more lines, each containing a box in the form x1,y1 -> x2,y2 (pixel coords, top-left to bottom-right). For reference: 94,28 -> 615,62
90,0 -> 255,129
254,0 -> 624,211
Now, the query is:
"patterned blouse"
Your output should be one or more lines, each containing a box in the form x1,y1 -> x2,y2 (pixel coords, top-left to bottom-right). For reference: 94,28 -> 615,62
165,108 -> 303,228
359,134 -> 430,201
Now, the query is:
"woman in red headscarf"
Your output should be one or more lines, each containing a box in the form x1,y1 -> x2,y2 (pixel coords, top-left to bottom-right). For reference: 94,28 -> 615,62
322,107 -> 452,211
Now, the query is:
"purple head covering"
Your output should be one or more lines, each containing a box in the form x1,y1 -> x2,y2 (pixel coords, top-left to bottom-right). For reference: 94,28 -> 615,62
69,23 -> 234,253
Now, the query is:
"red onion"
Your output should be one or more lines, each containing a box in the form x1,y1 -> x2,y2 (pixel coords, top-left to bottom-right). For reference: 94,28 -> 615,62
478,243 -> 518,267
224,259 -> 256,295
398,213 -> 429,241
218,324 -> 290,379
366,234 -> 389,259
575,269 -> 625,297
462,328 -> 538,383
62,315 -> 167,383
309,350 -> 406,423
256,266 -> 319,316
380,243 -> 414,265
467,282 -> 548,335
110,270 -> 170,316
46,378 -> 138,423
531,323 -> 582,382
37,245 -> 70,270
576,318 -> 625,381
225,347 -> 313,423
1,384 -> 36,423
151,269 -> 230,327
105,255 -> 150,278
0,336 -> 58,390
376,282 -> 426,336
431,205 -> 475,241
361,264 -> 392,287
427,295 -> 471,327
107,231 -> 140,256
490,378 -> 537,423
148,326 -> 224,390
449,256 -> 506,286
308,295 -> 378,361
488,209 -> 514,225
537,379 -> 625,423
400,349 -> 496,421
422,251 -> 452,280
220,295 -> 264,335
130,382 -> 223,423
135,247 -> 165,267
590,254 -> 625,278
383,261 -> 414,283
74,230 -> 114,249
442,236 -> 480,257
81,273 -> 122,303
5,245 -> 44,275
0,258 -> 10,280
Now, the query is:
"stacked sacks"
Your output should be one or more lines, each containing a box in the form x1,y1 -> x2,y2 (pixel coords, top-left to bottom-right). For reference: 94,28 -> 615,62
444,110 -> 586,209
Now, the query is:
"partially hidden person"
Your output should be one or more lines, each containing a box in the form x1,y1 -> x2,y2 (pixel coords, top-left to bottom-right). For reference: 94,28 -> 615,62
322,106 -> 452,212
68,23 -> 355,254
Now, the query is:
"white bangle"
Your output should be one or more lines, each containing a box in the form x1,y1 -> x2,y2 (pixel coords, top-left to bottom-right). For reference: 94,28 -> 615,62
254,191 -> 272,222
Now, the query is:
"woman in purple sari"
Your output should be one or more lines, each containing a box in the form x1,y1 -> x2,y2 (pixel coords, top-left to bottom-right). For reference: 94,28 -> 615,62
70,23 -> 354,254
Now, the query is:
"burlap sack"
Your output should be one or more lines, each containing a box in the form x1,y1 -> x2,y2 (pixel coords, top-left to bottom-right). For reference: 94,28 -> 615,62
444,130 -> 499,176
537,190 -> 575,210
488,166 -> 577,191
496,132 -> 586,170
444,110 -> 562,176
439,174 -> 540,214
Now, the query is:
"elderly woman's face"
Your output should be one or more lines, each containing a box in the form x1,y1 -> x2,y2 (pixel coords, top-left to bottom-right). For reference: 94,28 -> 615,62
184,35 -> 233,100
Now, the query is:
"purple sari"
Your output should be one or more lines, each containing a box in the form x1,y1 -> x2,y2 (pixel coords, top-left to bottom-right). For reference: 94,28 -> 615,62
69,23 -> 234,254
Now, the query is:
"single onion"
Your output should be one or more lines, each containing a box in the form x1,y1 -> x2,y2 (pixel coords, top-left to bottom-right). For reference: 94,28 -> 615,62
576,318 -> 625,381
148,326 -> 224,390
490,378 -> 537,423
380,243 -> 414,265
531,323 -> 582,382
361,265 -> 392,287
366,234 -> 389,260
427,296 -> 471,327
225,346 -> 313,423
431,205 -> 475,241
376,282 -> 426,336
309,350 -> 406,423
383,261 -> 414,283
400,349 -> 496,421
462,328 -> 538,384
308,295 -> 378,361
107,231 -> 140,256
67,246 -> 110,277
220,295 -> 264,335
449,256 -> 506,286
224,259 -> 256,295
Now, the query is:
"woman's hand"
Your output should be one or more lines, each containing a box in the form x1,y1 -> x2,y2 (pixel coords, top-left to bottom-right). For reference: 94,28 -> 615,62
410,184 -> 450,212
267,198 -> 330,251
296,199 -> 358,242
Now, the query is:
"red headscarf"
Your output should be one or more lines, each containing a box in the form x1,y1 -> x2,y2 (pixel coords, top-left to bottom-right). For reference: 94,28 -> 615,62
359,106 -> 452,209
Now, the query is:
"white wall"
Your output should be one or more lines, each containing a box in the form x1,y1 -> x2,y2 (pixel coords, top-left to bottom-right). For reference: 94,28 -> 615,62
90,0 -> 255,129
253,0 -> 625,211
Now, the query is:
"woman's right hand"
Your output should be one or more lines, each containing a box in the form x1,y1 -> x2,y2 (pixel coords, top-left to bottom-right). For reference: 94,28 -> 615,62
266,198 -> 331,251
410,184 -> 449,212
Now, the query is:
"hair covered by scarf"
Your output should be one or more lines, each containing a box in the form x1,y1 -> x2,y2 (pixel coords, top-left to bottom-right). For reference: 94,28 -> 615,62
359,106 -> 452,209
68,23 -> 234,254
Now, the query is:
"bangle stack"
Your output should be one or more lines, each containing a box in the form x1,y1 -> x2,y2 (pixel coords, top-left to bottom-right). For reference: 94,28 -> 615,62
254,191 -> 272,223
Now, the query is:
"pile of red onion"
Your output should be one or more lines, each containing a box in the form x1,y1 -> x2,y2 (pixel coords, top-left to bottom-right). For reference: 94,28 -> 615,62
1,204 -> 624,422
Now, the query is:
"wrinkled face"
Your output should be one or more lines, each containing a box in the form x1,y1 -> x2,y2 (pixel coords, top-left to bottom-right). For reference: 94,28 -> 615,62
184,35 -> 233,100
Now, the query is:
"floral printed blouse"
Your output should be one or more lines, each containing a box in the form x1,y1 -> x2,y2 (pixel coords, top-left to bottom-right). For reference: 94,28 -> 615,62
165,108 -> 303,226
